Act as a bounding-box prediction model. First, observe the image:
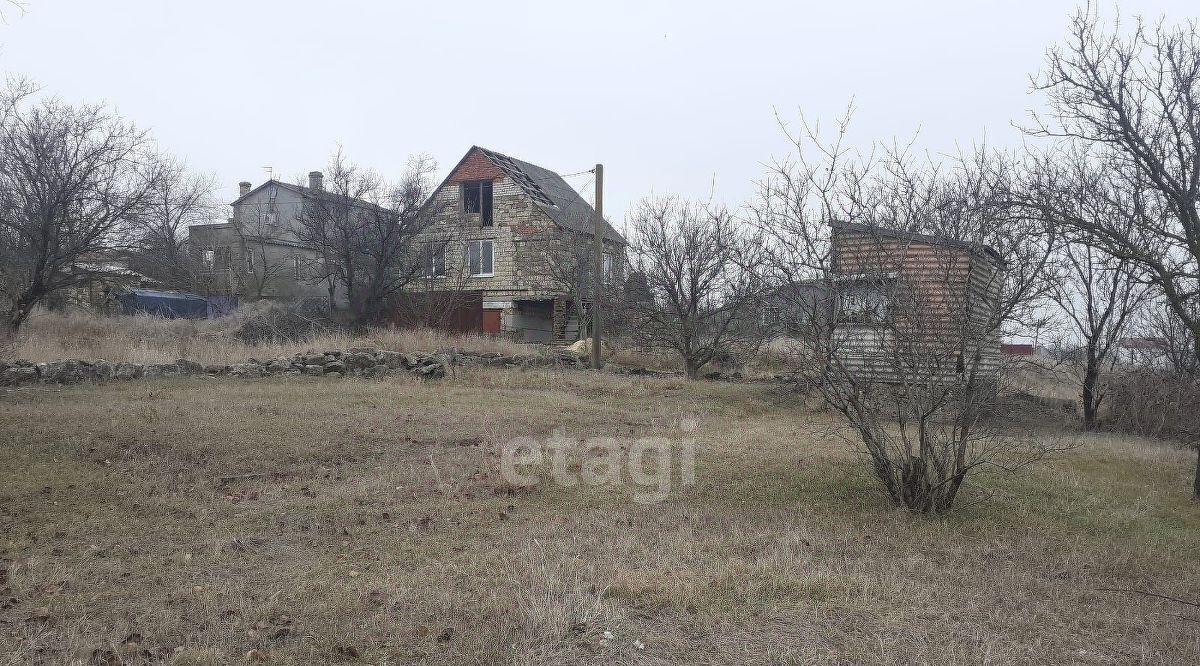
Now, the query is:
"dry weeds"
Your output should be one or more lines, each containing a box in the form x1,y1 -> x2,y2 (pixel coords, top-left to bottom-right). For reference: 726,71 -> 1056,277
3,311 -> 533,365
0,369 -> 1198,664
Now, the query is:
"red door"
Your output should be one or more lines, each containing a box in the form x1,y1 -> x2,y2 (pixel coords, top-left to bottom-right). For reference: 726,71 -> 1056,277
482,309 -> 502,334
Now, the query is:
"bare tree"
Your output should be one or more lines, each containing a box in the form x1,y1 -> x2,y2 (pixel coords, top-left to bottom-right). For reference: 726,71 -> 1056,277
359,154 -> 441,322
1027,6 -> 1200,495
542,235 -> 594,341
396,238 -> 476,331
751,112 -> 1061,513
623,196 -> 766,379
0,1 -> 26,22
1138,299 -> 1200,377
130,157 -> 219,290
296,150 -> 442,324
0,80 -> 161,334
1048,239 -> 1148,429
530,232 -> 624,342
231,201 -> 292,301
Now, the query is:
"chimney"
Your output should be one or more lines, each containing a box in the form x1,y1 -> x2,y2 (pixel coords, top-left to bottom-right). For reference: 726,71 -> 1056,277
308,171 -> 324,191
238,181 -> 251,197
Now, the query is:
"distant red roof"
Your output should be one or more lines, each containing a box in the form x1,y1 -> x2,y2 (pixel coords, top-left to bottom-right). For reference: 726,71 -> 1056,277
1001,343 -> 1034,356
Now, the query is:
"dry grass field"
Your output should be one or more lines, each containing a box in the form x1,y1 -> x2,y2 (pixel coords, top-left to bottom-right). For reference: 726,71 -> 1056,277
1,367 -> 1199,665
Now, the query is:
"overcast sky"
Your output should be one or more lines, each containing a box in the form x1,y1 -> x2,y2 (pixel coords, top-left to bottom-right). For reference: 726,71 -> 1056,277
0,1 -> 1193,225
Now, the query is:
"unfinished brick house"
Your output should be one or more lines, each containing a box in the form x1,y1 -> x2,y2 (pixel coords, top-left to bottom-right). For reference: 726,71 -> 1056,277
409,146 -> 625,342
828,221 -> 1005,383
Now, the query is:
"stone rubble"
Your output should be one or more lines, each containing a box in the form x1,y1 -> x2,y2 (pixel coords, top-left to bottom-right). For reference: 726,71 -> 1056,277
0,346 -> 589,387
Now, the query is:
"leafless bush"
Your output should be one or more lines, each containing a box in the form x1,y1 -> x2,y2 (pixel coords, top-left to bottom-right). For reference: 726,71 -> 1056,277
1108,370 -> 1200,444
622,196 -> 767,379
232,300 -> 339,345
750,110 -> 1062,513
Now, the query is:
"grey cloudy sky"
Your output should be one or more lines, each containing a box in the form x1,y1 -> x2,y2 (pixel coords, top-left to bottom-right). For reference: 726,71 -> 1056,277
0,1 -> 1192,224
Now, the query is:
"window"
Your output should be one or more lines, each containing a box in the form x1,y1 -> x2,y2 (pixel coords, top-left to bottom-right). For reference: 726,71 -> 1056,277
462,180 -> 494,226
209,246 -> 231,270
837,285 -> 890,324
245,251 -> 255,275
761,305 -> 782,327
425,243 -> 446,278
294,256 -> 302,279
468,240 -> 494,277
602,253 -> 615,284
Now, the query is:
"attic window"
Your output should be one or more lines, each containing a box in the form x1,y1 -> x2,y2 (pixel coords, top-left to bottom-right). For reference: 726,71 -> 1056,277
462,181 -> 493,226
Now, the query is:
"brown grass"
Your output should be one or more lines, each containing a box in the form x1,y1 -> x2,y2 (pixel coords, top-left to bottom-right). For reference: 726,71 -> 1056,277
3,311 -> 534,365
1,369 -> 1199,664
5,311 -> 796,379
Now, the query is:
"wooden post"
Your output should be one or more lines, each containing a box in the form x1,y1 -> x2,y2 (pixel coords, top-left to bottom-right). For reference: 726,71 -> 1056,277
592,163 -> 604,370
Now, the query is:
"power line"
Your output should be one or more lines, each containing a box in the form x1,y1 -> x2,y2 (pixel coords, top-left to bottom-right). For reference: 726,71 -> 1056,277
577,175 -> 596,206
558,167 -> 597,179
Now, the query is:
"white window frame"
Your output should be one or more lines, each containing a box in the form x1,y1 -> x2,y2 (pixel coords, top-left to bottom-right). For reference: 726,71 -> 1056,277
202,249 -> 215,270
602,252 -> 615,285
245,251 -> 255,275
425,243 -> 447,278
467,240 -> 494,277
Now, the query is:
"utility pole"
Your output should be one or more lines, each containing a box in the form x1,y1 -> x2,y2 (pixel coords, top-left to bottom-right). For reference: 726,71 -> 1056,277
591,163 -> 604,370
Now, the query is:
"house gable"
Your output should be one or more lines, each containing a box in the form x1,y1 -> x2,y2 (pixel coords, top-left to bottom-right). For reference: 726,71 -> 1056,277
446,148 -> 504,185
232,184 -> 306,246
431,146 -> 625,246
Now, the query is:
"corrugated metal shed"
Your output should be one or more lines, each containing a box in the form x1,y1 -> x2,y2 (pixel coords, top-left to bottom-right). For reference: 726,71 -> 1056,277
829,223 -> 1004,383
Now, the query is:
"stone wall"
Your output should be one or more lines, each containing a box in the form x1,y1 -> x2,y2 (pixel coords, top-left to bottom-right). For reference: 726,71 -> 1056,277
0,347 -> 587,387
424,172 -> 559,298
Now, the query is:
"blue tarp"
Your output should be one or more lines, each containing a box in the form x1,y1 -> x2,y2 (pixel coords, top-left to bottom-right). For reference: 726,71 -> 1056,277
115,288 -> 209,319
